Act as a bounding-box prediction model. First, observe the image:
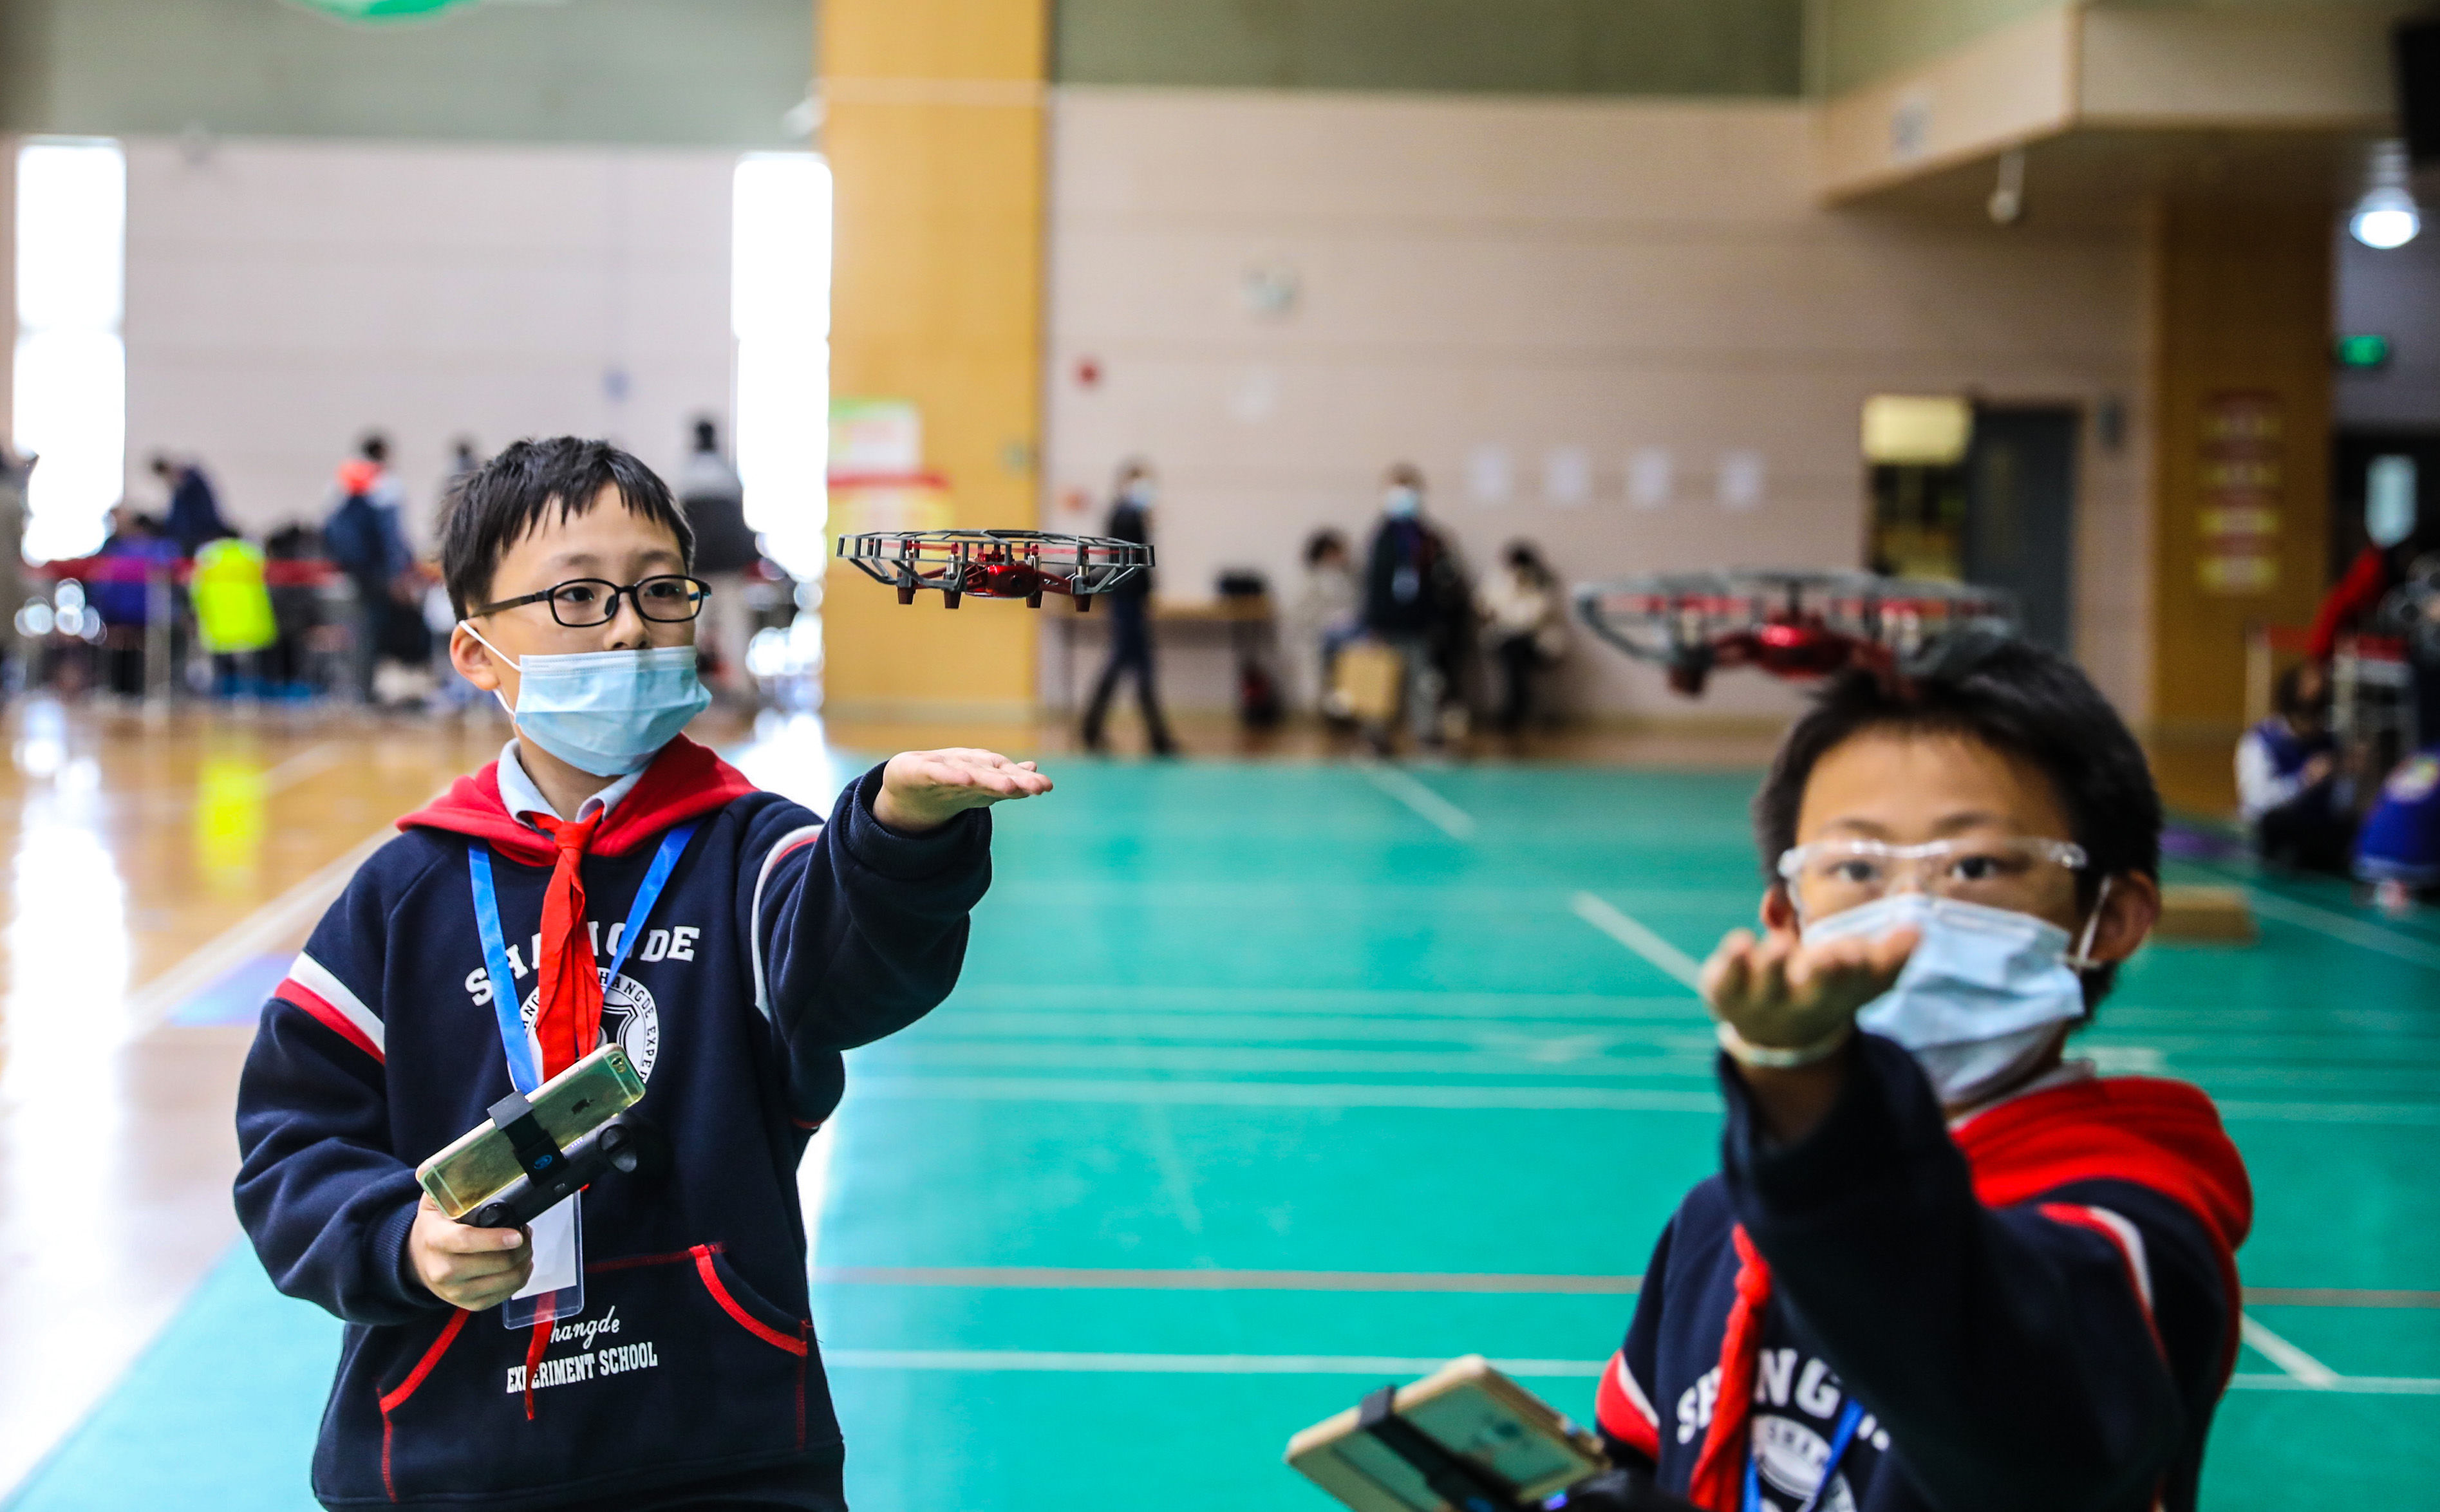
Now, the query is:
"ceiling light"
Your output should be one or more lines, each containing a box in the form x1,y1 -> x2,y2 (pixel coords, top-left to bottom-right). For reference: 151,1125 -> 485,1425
2351,140 -> 2421,250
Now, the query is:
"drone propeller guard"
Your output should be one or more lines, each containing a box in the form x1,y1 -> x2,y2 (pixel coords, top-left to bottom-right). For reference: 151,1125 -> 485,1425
835,529 -> 1153,610
1572,569 -> 2017,696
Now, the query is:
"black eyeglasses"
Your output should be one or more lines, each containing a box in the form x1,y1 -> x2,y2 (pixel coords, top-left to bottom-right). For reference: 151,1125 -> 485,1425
473,575 -> 710,628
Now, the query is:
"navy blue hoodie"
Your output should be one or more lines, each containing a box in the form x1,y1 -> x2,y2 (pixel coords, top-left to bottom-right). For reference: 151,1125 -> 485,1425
233,736 -> 990,1509
1593,1034 -> 2252,1512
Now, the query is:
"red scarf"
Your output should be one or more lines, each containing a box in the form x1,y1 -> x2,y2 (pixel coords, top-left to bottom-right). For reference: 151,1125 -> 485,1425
524,810 -> 604,1081
1685,1076 -> 2253,1511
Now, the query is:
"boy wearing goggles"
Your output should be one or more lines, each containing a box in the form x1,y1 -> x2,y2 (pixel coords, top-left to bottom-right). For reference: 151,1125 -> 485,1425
1581,643 -> 2251,1512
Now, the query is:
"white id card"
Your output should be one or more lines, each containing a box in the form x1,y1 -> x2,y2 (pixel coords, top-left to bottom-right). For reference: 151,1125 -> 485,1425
502,1195 -> 583,1329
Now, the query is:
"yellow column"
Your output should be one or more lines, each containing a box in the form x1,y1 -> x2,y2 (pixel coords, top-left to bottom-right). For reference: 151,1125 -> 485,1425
2143,195 -> 2334,812
818,0 -> 1047,721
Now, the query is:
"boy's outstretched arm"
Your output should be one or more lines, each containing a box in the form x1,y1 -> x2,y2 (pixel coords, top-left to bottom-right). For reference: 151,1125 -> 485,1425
1718,1034 -> 2223,1512
747,750 -> 1048,1108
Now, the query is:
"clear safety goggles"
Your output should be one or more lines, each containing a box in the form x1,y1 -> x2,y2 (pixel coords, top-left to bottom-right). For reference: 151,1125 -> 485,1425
1776,835 -> 2088,911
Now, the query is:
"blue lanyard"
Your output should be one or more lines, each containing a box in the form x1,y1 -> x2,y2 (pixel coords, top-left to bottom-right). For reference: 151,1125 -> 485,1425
1744,1398 -> 1865,1512
467,821 -> 696,1093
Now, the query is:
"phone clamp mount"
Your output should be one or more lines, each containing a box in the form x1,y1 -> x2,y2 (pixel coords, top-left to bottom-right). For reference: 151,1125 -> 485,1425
1342,1383 -> 1703,1512
1351,1384 -> 1522,1512
460,1090 -> 642,1229
834,529 -> 1152,611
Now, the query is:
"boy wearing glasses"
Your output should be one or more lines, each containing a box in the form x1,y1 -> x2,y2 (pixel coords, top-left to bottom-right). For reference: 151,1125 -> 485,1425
234,438 -> 1050,1511
1579,644 -> 2251,1512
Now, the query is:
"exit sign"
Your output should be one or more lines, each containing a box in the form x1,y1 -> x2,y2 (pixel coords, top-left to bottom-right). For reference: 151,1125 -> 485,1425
2336,333 -> 2394,369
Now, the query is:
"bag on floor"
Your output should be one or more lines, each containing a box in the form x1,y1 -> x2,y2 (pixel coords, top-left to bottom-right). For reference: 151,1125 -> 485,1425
1334,639 -> 1403,725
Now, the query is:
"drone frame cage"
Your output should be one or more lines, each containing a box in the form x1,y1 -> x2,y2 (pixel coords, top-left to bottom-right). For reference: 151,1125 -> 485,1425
1573,568 -> 2018,696
834,528 -> 1152,611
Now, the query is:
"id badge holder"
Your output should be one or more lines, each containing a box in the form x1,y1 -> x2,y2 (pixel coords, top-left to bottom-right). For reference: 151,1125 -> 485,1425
502,1194 -> 583,1329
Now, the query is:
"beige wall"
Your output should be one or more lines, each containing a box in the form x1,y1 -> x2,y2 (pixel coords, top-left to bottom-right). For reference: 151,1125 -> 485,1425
124,136 -> 737,548
1044,88 -> 2149,720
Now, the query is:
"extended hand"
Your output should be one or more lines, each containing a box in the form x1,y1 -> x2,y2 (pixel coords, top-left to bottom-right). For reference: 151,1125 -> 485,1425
408,1193 -> 532,1310
874,748 -> 1054,834
1699,924 -> 1919,1054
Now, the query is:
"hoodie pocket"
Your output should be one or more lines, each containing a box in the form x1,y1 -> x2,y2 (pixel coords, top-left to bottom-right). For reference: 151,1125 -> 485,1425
368,1243 -> 834,1505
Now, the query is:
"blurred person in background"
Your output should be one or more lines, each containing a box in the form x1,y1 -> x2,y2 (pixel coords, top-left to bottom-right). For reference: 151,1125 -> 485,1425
326,436 -> 418,704
149,451 -> 236,558
446,435 -> 483,494
1478,540 -> 1566,736
95,504 -> 176,696
2238,661 -> 2353,875
1362,463 -> 1466,750
677,416 -> 760,705
2310,514 -> 2440,753
1081,458 -> 1176,756
0,443 -> 25,693
262,521 -> 324,698
1291,527 -> 1362,719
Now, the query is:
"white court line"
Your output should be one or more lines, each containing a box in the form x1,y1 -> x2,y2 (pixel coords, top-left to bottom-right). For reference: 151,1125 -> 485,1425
823,1349 -> 1602,1377
128,823 -> 398,1033
1570,891 -> 1705,991
843,1075 -> 2440,1125
1352,760 -> 1476,840
259,741 -> 345,796
2212,1100 -> 2440,1126
2241,891 -> 2440,973
846,1076 -> 1720,1113
822,1348 -> 2440,1394
2230,1373 -> 2440,1395
2240,1313 -> 2341,1389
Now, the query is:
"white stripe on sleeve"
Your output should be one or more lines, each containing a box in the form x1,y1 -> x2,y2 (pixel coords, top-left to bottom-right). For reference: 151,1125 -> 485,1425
750,825 -> 825,1020
288,951 -> 386,1054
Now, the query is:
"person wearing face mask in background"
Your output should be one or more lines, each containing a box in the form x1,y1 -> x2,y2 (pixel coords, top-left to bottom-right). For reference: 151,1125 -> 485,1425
1360,463 -> 1467,752
1080,458 -> 1178,756
234,436 -> 1051,1512
1570,642 -> 2251,1512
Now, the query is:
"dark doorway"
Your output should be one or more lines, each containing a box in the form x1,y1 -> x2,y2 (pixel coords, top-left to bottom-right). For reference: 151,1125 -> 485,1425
2331,428 -> 2440,581
1965,407 -> 2079,653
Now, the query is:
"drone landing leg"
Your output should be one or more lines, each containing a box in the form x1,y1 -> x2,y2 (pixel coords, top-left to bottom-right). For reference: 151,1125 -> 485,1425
943,590 -> 962,610
896,584 -> 915,606
1026,589 -> 1042,609
1073,593 -> 1091,613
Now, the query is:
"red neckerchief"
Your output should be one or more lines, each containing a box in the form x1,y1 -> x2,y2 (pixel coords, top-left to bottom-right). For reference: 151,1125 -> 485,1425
399,734 -> 757,863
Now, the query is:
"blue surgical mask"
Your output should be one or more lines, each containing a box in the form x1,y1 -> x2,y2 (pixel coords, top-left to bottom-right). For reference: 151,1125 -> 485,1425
465,628 -> 711,777
1803,886 -> 2109,1104
1384,486 -> 1422,519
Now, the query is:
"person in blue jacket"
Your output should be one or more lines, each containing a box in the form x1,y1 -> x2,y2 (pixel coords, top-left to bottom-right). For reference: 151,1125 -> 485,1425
233,436 -> 1051,1511
1576,642 -> 2251,1512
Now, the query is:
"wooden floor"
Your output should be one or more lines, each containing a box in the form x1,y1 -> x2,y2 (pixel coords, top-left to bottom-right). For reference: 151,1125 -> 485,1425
0,695 -> 2250,1503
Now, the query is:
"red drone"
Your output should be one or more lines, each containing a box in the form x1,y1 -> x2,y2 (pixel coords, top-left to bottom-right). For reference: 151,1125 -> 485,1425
1573,570 -> 2017,696
835,530 -> 1152,611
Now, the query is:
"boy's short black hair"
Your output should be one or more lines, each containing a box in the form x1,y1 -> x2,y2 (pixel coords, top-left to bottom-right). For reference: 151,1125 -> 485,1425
439,436 -> 695,618
1753,639 -> 2161,1005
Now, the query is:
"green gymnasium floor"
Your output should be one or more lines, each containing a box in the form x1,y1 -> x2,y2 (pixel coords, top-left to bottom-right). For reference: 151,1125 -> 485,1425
10,758 -> 2440,1510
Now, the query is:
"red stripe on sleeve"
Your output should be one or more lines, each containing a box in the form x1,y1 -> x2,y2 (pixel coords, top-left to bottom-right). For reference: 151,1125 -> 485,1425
272,978 -> 384,1063
1595,1349 -> 1662,1460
